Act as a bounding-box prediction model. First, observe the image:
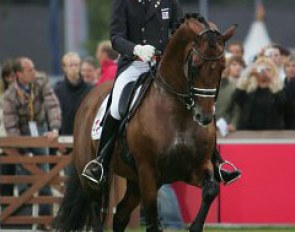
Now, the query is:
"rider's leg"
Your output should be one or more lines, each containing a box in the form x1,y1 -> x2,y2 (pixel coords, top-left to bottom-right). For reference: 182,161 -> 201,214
81,61 -> 151,185
81,112 -> 120,184
212,146 -> 241,185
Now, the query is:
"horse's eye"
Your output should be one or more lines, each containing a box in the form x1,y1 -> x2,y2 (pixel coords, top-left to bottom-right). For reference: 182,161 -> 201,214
194,37 -> 202,45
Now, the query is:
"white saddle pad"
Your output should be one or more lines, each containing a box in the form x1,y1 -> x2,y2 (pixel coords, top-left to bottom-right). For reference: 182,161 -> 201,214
91,86 -> 142,140
91,95 -> 109,140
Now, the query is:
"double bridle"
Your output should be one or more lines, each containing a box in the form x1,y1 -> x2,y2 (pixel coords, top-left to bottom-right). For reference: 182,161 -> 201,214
156,27 -> 224,110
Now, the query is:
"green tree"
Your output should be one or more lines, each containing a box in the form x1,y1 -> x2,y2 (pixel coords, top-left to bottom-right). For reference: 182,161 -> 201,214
86,0 -> 111,55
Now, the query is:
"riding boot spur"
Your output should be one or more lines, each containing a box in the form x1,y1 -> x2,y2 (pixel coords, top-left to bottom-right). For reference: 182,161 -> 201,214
81,114 -> 120,185
212,147 -> 241,185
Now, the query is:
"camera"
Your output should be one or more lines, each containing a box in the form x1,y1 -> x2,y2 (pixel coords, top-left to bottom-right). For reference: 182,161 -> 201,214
256,65 -> 267,74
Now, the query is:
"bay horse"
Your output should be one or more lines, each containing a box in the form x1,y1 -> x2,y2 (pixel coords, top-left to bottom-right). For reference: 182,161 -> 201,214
54,14 -> 236,232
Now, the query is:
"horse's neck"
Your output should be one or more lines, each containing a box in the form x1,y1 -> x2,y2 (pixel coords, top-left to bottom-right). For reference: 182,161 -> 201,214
159,34 -> 189,90
151,32 -> 193,117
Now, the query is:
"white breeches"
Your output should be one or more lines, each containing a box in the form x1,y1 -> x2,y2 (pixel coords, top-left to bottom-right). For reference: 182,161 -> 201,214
110,61 -> 152,120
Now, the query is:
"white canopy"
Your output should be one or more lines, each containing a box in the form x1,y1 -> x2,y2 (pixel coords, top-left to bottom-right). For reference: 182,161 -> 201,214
243,0 -> 272,64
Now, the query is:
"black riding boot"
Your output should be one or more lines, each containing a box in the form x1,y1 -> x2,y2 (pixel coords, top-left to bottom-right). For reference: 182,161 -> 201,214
81,113 -> 120,185
212,147 -> 241,185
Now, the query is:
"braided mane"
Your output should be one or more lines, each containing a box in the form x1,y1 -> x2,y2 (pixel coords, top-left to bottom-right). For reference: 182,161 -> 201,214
171,13 -> 209,35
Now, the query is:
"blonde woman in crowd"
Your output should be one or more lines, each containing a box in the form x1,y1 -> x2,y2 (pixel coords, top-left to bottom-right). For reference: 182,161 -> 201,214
263,46 -> 286,82
233,57 -> 286,130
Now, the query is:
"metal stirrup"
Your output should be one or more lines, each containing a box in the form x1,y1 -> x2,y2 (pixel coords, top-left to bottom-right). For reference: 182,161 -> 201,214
81,159 -> 104,184
218,160 -> 238,183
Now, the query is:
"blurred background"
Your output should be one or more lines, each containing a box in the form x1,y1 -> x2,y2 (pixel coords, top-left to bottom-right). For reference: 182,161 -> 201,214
0,0 -> 294,76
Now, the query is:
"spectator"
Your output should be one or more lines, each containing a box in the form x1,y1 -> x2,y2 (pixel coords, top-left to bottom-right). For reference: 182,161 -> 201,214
81,56 -> 98,85
283,55 -> 295,129
158,184 -> 184,230
223,55 -> 245,85
0,59 -> 16,197
263,46 -> 285,82
216,56 -> 245,134
1,59 -> 16,135
273,44 -> 291,67
54,52 -> 92,136
3,57 -> 61,225
96,40 -> 118,86
233,57 -> 286,130
3,57 -> 61,138
226,40 -> 244,58
1,59 -> 16,94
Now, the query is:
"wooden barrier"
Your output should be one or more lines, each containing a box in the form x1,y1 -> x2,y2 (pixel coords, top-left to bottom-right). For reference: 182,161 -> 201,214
0,136 -> 139,229
0,136 -> 71,229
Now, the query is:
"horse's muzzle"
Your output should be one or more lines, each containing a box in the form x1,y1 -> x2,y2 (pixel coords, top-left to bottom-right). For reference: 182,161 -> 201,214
193,113 -> 213,127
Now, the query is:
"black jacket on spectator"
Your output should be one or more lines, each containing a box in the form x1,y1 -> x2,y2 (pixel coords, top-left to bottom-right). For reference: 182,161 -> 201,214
54,77 -> 92,135
284,78 -> 295,129
233,88 -> 286,130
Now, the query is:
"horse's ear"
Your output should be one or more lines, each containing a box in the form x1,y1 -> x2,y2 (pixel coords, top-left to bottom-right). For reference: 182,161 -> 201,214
222,24 -> 237,42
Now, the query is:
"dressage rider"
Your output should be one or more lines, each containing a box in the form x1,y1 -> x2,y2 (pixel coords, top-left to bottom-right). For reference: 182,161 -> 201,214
82,0 -> 241,186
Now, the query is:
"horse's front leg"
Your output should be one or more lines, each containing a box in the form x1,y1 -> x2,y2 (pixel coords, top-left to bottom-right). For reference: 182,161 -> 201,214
189,171 -> 219,232
138,166 -> 162,232
113,180 -> 140,232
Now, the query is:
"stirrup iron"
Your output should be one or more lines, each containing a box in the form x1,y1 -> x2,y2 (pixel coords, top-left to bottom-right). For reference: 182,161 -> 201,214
218,160 -> 239,183
81,159 -> 104,184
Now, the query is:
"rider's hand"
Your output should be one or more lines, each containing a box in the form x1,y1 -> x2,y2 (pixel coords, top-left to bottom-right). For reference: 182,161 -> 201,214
133,45 -> 155,62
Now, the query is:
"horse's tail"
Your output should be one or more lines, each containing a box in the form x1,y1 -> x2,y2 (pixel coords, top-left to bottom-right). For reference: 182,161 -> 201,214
54,165 -> 103,232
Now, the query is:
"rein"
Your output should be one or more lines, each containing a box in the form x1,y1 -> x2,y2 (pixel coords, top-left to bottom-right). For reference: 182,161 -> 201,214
155,27 -> 224,110
155,70 -> 196,109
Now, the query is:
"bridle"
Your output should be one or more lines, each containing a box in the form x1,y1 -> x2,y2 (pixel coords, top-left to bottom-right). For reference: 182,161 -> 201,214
156,27 -> 225,110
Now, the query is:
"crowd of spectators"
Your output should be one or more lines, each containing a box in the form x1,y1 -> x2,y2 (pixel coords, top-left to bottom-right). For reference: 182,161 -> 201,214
216,42 -> 295,136
0,40 -> 118,139
0,40 -> 118,230
1,41 -> 293,141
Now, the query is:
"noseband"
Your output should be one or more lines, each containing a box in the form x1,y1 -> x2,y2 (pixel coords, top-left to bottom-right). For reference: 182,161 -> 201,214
156,27 -> 224,110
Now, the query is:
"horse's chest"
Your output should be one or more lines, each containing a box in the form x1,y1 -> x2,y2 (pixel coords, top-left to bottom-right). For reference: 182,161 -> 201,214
168,130 -> 210,151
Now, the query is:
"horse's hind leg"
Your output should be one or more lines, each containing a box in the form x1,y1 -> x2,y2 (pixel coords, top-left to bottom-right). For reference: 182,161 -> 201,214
113,180 -> 140,232
189,172 -> 220,232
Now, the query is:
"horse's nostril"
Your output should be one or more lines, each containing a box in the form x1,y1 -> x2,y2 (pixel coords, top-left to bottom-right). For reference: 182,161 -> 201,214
202,117 -> 212,125
195,114 -> 212,126
193,113 -> 201,122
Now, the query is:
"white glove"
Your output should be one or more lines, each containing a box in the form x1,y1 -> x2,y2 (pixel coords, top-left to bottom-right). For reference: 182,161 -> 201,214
133,45 -> 156,62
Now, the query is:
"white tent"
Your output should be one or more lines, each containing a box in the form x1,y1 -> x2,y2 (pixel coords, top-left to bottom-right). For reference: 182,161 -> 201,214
243,0 -> 272,64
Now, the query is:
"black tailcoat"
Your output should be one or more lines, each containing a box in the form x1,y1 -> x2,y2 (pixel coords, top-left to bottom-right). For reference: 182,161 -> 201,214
110,0 -> 181,73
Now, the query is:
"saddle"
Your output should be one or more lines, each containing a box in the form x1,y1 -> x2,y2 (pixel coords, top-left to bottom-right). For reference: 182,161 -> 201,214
117,69 -> 155,170
118,69 -> 154,132
91,67 -> 156,170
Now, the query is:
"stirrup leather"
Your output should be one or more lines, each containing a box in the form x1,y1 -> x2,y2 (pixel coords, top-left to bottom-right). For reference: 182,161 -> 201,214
218,160 -> 239,183
81,159 -> 104,184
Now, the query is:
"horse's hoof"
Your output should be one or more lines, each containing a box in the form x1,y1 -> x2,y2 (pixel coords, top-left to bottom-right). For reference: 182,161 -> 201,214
189,223 -> 204,232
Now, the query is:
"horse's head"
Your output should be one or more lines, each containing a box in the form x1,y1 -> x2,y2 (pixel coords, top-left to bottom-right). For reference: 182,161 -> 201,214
158,13 -> 236,127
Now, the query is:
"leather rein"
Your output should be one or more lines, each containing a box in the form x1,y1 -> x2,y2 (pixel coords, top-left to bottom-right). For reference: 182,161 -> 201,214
155,27 -> 224,110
